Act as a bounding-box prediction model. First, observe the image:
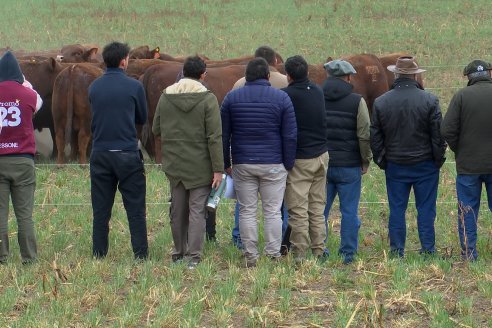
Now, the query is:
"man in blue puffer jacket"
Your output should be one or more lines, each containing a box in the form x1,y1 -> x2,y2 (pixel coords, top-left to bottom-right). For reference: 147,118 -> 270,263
221,58 -> 297,267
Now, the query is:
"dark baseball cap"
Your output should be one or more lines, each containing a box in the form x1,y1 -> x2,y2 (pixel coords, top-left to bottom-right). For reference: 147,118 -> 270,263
463,59 -> 492,77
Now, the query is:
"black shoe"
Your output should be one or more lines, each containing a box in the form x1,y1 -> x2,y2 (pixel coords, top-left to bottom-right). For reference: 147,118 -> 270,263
206,234 -> 217,242
172,254 -> 184,263
280,245 -> 289,256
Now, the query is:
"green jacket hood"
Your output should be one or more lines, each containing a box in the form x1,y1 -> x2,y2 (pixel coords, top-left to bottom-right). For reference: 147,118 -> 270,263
164,78 -> 209,113
0,51 -> 24,84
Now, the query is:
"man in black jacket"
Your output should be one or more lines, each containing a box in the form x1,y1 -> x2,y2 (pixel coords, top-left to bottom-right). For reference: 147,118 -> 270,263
441,60 -> 492,261
282,56 -> 328,263
323,60 -> 372,264
89,42 -> 148,260
370,56 -> 446,258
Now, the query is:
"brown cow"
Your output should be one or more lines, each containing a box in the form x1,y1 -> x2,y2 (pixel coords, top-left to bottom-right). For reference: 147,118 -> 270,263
60,44 -> 102,63
126,59 -> 165,79
129,45 -> 161,59
52,64 -> 104,164
378,52 -> 424,87
141,62 -> 246,162
19,58 -> 69,156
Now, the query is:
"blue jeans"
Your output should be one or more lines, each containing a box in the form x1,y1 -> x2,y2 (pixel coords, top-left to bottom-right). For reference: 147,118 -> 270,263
385,160 -> 439,257
456,174 -> 492,260
324,166 -> 361,261
232,200 -> 288,248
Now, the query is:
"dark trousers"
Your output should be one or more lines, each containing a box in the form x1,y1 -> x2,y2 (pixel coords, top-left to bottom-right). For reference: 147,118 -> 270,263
456,174 -> 492,260
206,210 -> 217,240
385,160 -> 439,257
90,151 -> 148,259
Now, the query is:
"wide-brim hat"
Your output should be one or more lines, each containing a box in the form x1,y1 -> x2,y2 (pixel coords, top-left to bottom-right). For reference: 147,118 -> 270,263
387,56 -> 426,74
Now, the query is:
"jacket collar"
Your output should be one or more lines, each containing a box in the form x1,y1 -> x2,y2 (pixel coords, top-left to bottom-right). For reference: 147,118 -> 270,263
105,67 -> 125,74
245,79 -> 271,87
467,75 -> 492,86
391,77 -> 424,90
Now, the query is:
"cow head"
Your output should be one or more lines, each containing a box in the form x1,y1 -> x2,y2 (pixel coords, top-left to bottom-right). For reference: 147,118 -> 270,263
61,44 -> 100,63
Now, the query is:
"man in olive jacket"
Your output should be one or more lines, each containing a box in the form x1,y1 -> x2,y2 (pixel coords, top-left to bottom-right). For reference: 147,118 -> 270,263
441,59 -> 492,261
152,56 -> 224,268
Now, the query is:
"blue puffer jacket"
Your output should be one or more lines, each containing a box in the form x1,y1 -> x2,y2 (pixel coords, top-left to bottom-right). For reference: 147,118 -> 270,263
221,79 -> 297,170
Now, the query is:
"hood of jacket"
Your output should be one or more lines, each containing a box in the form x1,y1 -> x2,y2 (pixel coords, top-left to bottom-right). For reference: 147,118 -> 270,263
164,78 -> 208,112
0,51 -> 24,84
322,76 -> 353,100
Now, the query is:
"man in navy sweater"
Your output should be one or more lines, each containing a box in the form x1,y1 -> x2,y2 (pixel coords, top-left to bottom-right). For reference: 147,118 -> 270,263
88,42 -> 148,260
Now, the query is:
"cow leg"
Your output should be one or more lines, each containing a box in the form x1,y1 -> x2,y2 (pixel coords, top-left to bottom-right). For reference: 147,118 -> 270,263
78,129 -> 91,165
50,123 -> 58,159
55,130 -> 65,166
70,130 -> 78,162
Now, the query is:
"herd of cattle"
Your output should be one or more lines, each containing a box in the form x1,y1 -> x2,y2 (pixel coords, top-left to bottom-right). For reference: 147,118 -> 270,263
0,44 -> 423,164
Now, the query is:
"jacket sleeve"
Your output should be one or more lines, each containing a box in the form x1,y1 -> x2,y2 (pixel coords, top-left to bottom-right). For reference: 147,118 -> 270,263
152,94 -> 163,136
205,94 -> 224,173
135,83 -> 148,125
370,102 -> 386,169
356,98 -> 372,168
281,93 -> 297,170
429,96 -> 447,167
220,94 -> 232,170
441,92 -> 461,153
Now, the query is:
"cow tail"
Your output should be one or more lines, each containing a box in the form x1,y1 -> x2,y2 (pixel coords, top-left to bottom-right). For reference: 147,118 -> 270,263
64,65 -> 76,146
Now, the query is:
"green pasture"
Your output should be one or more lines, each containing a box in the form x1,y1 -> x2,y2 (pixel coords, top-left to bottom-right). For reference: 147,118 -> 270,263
1,0 -> 492,327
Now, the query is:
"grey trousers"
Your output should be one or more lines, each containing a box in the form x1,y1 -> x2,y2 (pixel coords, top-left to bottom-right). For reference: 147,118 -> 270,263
0,157 -> 37,263
233,164 -> 287,262
169,182 -> 210,261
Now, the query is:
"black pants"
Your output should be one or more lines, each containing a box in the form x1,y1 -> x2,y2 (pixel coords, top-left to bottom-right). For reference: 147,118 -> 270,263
90,151 -> 148,259
206,210 -> 216,240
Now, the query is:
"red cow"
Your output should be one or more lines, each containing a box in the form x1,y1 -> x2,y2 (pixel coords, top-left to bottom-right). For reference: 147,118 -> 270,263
378,52 -> 424,88
60,44 -> 102,63
129,45 -> 161,59
19,58 -> 69,156
52,64 -> 104,164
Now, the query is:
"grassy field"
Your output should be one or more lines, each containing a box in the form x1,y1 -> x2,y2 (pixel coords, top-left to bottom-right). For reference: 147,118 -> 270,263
1,0 -> 492,327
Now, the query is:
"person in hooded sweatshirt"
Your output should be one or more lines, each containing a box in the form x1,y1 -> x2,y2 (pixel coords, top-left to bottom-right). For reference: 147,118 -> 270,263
0,51 -> 43,264
323,60 -> 372,264
152,56 -> 223,269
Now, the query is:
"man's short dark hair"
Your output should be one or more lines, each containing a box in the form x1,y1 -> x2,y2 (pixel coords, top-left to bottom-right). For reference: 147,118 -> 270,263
254,46 -> 276,66
284,55 -> 308,81
245,58 -> 270,82
183,56 -> 206,79
102,42 -> 130,68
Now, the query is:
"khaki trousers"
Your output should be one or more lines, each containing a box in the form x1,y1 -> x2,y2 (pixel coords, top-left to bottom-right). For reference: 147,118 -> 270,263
285,152 -> 328,258
233,164 -> 287,262
169,181 -> 210,261
0,157 -> 37,263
